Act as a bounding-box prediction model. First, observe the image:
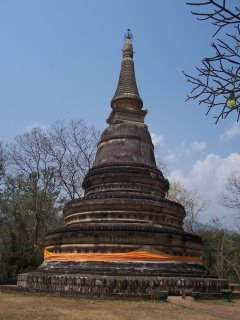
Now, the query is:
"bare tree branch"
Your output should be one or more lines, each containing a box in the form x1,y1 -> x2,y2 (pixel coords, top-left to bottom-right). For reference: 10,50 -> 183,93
219,170 -> 240,211
47,120 -> 100,200
166,180 -> 209,232
185,1 -> 240,122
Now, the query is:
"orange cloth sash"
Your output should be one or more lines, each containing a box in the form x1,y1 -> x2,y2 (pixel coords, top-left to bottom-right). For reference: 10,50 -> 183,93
44,249 -> 202,263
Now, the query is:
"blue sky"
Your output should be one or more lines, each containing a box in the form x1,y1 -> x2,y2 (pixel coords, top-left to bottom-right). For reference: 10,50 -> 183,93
0,0 -> 239,228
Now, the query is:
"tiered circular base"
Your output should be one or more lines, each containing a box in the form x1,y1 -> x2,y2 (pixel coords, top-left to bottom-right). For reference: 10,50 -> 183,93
17,260 -> 228,298
44,223 -> 203,257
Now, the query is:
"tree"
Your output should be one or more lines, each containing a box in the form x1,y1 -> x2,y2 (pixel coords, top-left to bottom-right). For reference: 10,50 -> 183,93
6,127 -> 63,250
184,1 -> 240,122
0,171 -> 64,280
6,120 -> 99,201
47,120 -> 100,200
166,180 -> 209,232
5,120 -> 100,243
219,170 -> 240,229
220,170 -> 240,210
0,142 -> 6,185
0,119 -> 100,281
199,217 -> 240,281
0,120 -> 100,281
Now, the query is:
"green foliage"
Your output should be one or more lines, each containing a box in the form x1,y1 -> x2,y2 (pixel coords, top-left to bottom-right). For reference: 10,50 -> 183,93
0,173 -> 63,281
0,120 -> 98,282
198,220 -> 240,283
163,178 -> 170,193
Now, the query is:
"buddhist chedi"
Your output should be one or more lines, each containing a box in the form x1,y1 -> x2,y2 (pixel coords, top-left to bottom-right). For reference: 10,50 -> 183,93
18,31 -> 228,297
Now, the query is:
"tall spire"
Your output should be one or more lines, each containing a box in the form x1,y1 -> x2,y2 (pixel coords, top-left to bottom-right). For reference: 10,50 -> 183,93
108,30 -> 147,125
111,29 -> 143,107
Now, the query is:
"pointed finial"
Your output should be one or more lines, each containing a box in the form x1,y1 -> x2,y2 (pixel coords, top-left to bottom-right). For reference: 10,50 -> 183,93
123,29 -> 134,59
124,28 -> 133,42
110,29 -> 143,115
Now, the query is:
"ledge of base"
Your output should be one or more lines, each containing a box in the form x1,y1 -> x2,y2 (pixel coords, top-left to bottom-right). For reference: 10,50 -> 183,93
17,272 -> 228,298
37,260 -> 208,277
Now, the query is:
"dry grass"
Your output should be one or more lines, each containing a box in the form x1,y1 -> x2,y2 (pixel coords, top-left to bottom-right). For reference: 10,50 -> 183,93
0,291 -> 231,320
201,299 -> 240,314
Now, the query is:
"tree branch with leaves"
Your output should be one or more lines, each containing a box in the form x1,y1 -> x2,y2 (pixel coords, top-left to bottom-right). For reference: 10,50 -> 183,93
184,1 -> 240,122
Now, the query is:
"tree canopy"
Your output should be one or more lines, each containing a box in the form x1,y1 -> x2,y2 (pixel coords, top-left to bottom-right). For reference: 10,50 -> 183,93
0,120 -> 99,281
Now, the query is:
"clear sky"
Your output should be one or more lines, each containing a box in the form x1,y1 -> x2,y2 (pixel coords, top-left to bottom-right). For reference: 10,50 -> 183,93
0,0 -> 239,228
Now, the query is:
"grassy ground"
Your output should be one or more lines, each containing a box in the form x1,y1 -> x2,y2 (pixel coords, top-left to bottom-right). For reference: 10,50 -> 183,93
0,291 -> 237,320
201,299 -> 240,314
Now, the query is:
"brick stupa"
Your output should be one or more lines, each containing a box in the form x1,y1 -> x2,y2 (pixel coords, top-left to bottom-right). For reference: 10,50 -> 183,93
18,31 -> 228,297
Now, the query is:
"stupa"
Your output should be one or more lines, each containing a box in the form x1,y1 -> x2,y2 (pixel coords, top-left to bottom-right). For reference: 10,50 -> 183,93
18,30 -> 228,297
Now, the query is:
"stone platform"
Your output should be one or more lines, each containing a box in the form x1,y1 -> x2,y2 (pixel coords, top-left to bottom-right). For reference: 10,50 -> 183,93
17,260 -> 228,298
17,273 -> 228,298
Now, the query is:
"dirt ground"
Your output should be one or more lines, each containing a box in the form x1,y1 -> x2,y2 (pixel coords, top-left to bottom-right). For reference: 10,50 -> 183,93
1,291 -> 240,320
202,298 -> 240,314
